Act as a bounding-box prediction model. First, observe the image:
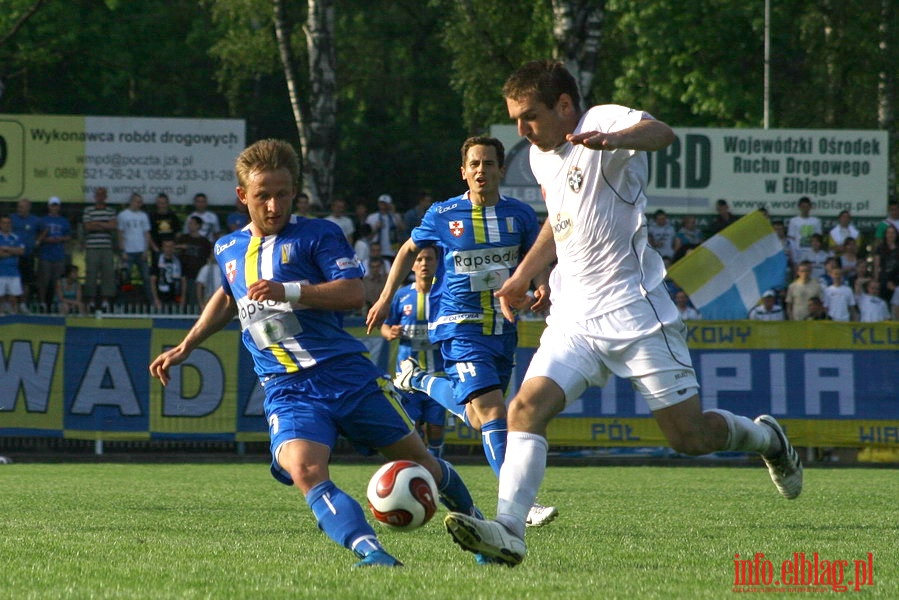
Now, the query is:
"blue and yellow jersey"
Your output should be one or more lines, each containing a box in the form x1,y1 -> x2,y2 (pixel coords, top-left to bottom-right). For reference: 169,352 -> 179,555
411,193 -> 540,341
384,283 -> 444,374
215,216 -> 367,380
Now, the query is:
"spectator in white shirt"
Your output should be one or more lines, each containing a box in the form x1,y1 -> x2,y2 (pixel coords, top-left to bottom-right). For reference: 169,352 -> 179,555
855,278 -> 890,322
827,210 -> 860,255
183,193 -> 221,242
822,266 -> 857,321
674,290 -> 701,320
748,289 -> 785,321
787,196 -> 822,251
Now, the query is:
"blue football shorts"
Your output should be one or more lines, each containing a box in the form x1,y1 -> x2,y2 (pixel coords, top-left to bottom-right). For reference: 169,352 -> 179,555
264,354 -> 414,485
402,389 -> 447,427
439,332 -> 517,405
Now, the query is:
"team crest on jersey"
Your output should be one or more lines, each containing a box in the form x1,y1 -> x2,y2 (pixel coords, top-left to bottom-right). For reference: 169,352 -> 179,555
280,244 -> 293,264
449,220 -> 464,237
567,166 -> 583,193
403,304 -> 413,316
226,260 -> 238,283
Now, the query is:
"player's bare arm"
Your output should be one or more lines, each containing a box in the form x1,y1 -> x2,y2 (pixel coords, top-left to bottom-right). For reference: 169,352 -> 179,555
566,117 -> 675,152
149,287 -> 237,386
495,220 -> 557,321
247,277 -> 363,312
366,238 -> 419,333
380,323 -> 402,341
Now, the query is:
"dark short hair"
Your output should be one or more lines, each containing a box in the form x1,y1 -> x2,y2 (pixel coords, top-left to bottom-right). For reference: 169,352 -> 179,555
461,136 -> 505,169
503,60 -> 581,113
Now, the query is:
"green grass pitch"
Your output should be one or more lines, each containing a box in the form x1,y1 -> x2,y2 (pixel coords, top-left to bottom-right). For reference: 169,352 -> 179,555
1,462 -> 895,599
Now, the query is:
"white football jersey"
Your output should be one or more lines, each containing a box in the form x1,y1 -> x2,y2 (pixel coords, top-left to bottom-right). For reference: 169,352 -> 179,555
531,104 -> 665,322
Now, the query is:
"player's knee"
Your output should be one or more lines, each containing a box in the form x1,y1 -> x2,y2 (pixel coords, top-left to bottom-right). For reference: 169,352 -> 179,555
507,394 -> 553,431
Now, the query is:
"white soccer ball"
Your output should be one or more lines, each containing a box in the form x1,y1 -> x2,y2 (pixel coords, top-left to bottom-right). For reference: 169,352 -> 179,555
366,460 -> 438,531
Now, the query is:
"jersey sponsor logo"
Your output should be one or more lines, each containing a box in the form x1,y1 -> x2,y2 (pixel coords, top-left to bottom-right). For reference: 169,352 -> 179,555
237,296 -> 284,322
551,211 -> 574,242
449,220 -> 464,237
429,312 -> 483,328
336,256 -> 360,269
567,166 -> 583,193
225,259 -> 238,283
452,245 -> 520,273
215,238 -> 236,255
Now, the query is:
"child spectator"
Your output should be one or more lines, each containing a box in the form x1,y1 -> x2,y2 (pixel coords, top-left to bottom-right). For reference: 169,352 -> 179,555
56,264 -> 85,315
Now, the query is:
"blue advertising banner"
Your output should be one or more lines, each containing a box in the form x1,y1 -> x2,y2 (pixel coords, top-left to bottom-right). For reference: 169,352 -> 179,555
1,317 -> 897,448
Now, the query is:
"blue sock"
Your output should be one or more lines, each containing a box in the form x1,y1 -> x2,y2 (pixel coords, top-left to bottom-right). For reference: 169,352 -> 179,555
435,458 -> 476,515
306,480 -> 382,557
427,440 -> 445,459
413,373 -> 467,424
481,418 -> 508,478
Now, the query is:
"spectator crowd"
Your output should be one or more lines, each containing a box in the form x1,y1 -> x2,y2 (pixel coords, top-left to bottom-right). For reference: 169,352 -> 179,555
1,191 -> 897,323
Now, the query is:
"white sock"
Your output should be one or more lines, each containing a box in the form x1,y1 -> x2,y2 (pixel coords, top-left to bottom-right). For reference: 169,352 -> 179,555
496,431 -> 548,539
706,409 -> 773,454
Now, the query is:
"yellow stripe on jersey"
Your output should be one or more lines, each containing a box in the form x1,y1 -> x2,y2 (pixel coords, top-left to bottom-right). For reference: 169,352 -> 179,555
415,291 -> 428,370
472,204 -> 487,244
480,289 -> 496,335
245,236 -> 261,285
377,377 -> 415,430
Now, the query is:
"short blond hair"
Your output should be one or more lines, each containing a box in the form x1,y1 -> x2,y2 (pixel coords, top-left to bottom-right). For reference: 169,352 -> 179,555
235,139 -> 300,190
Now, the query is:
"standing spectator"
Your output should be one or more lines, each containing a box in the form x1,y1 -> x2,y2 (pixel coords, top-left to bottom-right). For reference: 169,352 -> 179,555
706,198 -> 738,236
748,290 -> 785,321
822,266 -> 857,322
787,196 -> 822,252
294,192 -> 316,218
855,278 -> 890,322
0,215 -> 25,315
873,200 -> 899,249
362,256 -> 388,312
183,193 -> 221,242
352,199 -> 371,235
175,215 -> 213,309
827,210 -> 860,255
11,198 -> 41,312
672,214 -> 704,259
324,198 -> 355,244
363,241 -> 392,274
673,290 -> 701,320
149,193 -> 181,257
771,219 -> 797,282
647,209 -> 676,259
82,187 -> 118,312
226,197 -> 250,232
403,192 -> 434,236
117,193 -> 154,307
873,225 -> 899,302
56,264 -> 85,315
797,233 -> 831,281
805,296 -> 831,320
36,197 -> 72,311
352,224 -> 372,268
195,253 -> 222,310
839,237 -> 861,288
151,239 -> 185,311
365,194 -> 405,258
785,261 -> 823,320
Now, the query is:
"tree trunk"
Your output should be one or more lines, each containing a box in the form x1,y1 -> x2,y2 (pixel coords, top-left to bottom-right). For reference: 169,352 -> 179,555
552,0 -> 604,109
271,0 -> 336,209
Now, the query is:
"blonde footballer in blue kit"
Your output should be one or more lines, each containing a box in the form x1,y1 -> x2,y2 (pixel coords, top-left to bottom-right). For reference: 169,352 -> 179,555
149,139 -> 481,568
443,60 -> 804,566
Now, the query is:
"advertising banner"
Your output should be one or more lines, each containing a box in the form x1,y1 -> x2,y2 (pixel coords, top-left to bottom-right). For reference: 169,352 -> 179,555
1,317 -> 896,449
0,114 -> 245,205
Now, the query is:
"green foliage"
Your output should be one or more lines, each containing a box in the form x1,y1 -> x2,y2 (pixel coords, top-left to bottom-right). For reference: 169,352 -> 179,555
1,463 -> 896,599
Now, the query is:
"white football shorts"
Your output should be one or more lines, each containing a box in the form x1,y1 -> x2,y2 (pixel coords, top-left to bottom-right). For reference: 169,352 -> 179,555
524,284 -> 699,411
0,276 -> 23,297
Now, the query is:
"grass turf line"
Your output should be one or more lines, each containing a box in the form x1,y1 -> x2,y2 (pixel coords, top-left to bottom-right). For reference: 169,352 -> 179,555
1,463 -> 896,599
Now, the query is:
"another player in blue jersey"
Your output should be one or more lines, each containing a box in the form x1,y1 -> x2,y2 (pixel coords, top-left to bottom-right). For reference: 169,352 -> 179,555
366,136 -> 557,527
149,139 -> 481,568
380,245 -> 446,458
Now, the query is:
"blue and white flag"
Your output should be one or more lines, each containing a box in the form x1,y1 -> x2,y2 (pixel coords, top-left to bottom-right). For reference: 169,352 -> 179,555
668,210 -> 787,320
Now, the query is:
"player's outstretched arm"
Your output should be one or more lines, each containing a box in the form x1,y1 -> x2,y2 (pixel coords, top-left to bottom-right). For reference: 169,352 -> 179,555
567,117 -> 675,152
366,238 -> 419,334
496,220 -> 556,321
149,287 -> 237,386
